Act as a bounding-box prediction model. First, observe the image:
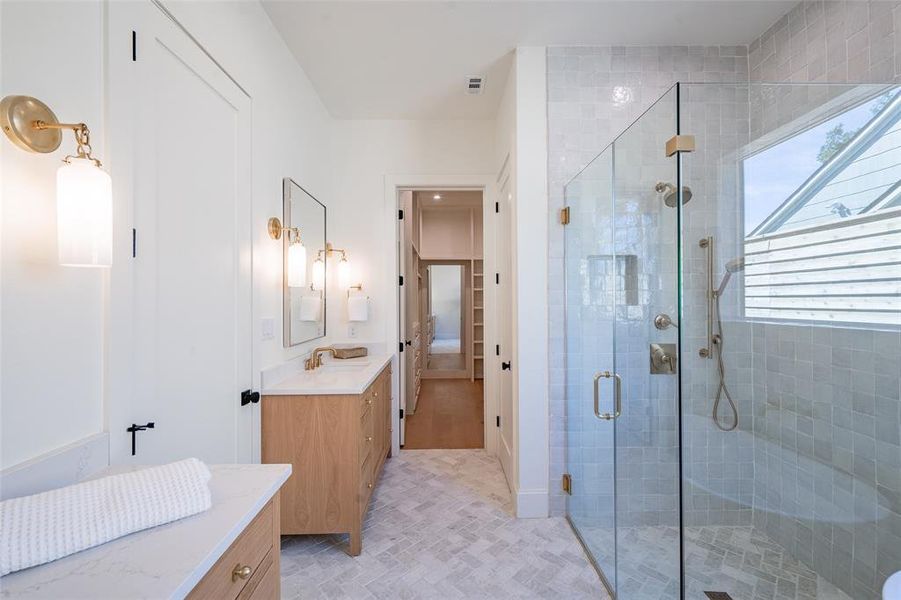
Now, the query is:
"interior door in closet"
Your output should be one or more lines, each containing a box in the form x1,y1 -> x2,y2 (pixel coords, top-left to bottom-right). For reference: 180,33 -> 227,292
129,2 -> 253,463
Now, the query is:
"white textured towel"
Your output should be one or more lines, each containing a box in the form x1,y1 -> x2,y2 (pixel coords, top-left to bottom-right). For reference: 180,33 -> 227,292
0,458 -> 212,576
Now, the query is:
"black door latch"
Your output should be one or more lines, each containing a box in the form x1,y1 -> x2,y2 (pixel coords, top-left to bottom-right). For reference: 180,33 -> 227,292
501,361 -> 511,370
126,422 -> 155,456
240,389 -> 260,406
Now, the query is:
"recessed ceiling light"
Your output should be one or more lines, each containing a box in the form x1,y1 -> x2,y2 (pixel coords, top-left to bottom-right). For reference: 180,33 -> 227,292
433,194 -> 442,200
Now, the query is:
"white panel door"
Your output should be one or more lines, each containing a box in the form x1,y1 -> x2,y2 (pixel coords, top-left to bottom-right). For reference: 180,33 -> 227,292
497,174 -> 515,483
131,3 -> 253,463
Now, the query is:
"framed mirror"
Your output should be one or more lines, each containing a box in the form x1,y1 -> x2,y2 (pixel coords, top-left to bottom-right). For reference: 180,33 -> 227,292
282,178 -> 326,347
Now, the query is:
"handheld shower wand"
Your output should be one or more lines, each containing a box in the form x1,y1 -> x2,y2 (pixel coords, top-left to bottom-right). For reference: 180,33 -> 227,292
710,254 -> 745,431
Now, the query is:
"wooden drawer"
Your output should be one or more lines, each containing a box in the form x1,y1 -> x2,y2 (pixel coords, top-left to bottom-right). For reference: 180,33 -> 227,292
188,498 -> 275,600
236,549 -> 276,600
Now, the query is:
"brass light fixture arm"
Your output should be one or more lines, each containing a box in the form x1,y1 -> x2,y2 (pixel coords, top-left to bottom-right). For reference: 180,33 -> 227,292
33,120 -> 101,167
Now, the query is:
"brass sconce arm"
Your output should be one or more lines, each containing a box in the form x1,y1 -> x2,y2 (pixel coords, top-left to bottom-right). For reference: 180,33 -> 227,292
1,95 -> 102,167
266,217 -> 302,243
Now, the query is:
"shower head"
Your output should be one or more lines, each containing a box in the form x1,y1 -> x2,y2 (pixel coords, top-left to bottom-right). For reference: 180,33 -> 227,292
716,257 -> 746,296
654,181 -> 692,207
725,257 -> 745,273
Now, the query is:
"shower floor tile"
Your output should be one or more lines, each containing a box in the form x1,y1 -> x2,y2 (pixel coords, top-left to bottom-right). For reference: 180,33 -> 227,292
572,523 -> 851,600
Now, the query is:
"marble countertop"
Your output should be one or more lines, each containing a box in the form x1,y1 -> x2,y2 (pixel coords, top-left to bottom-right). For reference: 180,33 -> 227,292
0,463 -> 291,599
261,353 -> 391,395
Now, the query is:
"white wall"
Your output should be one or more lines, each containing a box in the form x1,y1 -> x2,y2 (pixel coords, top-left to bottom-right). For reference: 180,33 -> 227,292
511,47 -> 549,517
0,1 -> 106,469
329,119 -> 496,343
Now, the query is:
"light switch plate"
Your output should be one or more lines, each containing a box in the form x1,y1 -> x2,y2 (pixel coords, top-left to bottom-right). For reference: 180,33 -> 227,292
261,317 -> 275,341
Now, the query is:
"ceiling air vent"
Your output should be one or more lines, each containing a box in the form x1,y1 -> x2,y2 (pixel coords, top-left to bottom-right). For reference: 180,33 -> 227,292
465,76 -> 485,95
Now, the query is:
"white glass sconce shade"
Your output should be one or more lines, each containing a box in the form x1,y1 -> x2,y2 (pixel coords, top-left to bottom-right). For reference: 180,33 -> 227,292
311,257 -> 325,291
287,240 -> 307,288
57,158 -> 113,267
337,257 -> 352,290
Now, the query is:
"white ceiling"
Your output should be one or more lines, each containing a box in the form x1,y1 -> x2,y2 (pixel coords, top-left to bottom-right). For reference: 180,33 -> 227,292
262,1 -> 795,120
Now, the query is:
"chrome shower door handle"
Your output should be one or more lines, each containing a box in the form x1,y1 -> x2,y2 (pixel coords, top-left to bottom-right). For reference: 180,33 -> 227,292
593,371 -> 622,420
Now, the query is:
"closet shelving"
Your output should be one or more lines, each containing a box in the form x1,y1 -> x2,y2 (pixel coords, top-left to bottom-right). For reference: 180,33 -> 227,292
472,258 -> 484,381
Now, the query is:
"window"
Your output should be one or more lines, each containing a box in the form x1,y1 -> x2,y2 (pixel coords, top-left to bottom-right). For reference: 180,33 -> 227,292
742,88 -> 901,327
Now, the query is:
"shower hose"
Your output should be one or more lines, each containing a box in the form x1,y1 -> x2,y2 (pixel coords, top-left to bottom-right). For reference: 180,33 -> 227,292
712,291 -> 739,431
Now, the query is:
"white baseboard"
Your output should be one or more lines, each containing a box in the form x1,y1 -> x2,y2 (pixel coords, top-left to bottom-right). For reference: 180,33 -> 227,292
0,432 -> 110,500
515,487 -> 549,518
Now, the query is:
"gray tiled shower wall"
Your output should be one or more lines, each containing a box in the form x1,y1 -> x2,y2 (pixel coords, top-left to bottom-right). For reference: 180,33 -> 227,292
550,1 -> 901,598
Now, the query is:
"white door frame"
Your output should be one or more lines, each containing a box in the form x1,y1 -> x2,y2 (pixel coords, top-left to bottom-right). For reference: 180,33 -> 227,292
384,174 -> 498,459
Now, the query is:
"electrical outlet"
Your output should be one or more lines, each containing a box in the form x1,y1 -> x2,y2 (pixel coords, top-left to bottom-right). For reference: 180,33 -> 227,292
348,324 -> 358,338
261,317 -> 275,341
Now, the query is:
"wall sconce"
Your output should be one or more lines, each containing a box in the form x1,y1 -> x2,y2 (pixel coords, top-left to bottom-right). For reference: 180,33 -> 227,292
321,242 -> 359,290
1,95 -> 112,267
311,254 -> 325,291
267,217 -> 306,287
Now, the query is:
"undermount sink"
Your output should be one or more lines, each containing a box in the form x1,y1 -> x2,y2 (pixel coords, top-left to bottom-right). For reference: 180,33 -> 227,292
316,361 -> 371,372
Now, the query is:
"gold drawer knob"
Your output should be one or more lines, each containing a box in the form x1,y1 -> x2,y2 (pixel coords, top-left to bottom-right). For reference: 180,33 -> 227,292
368,482 -> 373,489
232,564 -> 253,582
366,436 -> 373,442
373,392 -> 378,397
366,399 -> 372,405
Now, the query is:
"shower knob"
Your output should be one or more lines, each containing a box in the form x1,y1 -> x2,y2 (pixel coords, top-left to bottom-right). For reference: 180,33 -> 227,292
654,313 -> 677,330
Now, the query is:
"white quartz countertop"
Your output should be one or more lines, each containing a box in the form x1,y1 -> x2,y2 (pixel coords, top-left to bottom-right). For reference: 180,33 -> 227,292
262,353 -> 392,395
0,463 -> 291,599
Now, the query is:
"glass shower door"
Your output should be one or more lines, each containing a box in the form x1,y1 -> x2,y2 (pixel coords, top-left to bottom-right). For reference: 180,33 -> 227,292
564,147 -> 617,594
610,88 -> 682,598
564,85 -> 683,599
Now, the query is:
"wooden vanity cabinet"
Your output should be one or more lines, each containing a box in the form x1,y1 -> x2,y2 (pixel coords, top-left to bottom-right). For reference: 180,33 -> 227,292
261,364 -> 391,556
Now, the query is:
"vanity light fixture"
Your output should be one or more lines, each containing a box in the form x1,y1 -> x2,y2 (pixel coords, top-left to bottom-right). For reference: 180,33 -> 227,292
1,95 -> 112,267
267,217 -> 306,287
311,255 -> 325,291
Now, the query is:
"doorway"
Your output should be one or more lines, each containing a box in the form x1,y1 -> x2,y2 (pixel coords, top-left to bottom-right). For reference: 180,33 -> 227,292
398,190 -> 485,449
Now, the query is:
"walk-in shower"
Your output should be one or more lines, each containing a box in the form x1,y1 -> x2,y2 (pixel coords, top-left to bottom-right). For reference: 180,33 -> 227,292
564,82 -> 901,599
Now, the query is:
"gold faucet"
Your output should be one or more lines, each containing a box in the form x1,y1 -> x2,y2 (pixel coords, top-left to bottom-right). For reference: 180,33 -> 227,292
305,346 -> 336,370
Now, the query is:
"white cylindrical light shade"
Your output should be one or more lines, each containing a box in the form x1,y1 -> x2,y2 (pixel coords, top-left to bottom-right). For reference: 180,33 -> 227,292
287,241 -> 307,287
337,257 -> 352,289
57,158 -> 112,267
311,257 -> 325,291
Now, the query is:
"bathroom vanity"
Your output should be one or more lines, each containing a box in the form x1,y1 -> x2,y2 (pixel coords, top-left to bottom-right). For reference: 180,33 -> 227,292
261,355 -> 392,556
0,464 -> 291,599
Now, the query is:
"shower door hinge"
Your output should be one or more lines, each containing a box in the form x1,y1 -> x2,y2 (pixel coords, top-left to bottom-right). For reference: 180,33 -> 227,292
562,473 -> 572,495
398,209 -> 404,220
665,134 -> 695,157
559,206 -> 570,225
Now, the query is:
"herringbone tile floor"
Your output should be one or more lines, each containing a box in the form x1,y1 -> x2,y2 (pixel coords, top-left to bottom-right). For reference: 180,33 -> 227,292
280,450 -> 607,599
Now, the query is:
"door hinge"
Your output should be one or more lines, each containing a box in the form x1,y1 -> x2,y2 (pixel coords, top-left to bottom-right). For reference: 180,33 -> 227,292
399,275 -> 404,286
399,408 -> 404,420
240,389 -> 260,406
562,473 -> 573,495
495,201 -> 499,213
132,228 -> 137,258
495,273 -> 499,285
398,209 -> 404,220
496,415 -> 500,427
665,134 -> 696,157
399,341 -> 404,353
495,344 -> 500,356
501,361 -> 511,371
131,30 -> 137,61
560,206 -> 570,225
